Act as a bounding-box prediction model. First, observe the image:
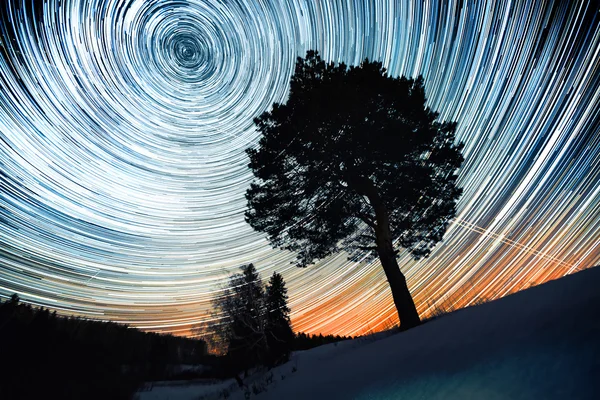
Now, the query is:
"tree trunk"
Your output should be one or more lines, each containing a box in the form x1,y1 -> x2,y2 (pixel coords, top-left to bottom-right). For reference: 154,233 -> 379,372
348,174 -> 421,329
366,184 -> 421,329
376,242 -> 421,329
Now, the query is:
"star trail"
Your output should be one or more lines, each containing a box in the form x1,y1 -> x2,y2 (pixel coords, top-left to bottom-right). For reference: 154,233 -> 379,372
0,0 -> 599,337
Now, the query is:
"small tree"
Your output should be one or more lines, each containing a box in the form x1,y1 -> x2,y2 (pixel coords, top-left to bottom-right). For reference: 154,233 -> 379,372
246,51 -> 464,329
215,264 -> 267,374
9,293 -> 20,304
264,272 -> 294,366
211,266 -> 296,374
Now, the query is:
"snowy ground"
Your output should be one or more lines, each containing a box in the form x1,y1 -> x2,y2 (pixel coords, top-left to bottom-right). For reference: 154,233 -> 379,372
137,266 -> 600,400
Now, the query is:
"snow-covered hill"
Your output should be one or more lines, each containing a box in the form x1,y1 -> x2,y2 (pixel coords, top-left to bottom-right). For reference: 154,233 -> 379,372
138,266 -> 600,400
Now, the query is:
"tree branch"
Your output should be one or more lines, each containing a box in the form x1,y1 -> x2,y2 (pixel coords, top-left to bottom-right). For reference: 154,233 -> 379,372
356,212 -> 376,229
356,245 -> 378,251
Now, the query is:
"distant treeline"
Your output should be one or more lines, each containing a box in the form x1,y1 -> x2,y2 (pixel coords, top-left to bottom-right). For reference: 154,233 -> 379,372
0,294 -> 207,400
293,331 -> 354,351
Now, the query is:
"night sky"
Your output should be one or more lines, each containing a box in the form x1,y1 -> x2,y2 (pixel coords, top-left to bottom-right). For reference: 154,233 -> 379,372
0,0 -> 598,337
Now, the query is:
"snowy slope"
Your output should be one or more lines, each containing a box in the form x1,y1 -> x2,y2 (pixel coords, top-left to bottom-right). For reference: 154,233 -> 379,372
138,267 -> 600,400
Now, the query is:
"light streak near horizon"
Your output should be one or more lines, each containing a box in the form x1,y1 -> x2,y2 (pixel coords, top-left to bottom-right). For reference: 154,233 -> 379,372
0,0 -> 599,337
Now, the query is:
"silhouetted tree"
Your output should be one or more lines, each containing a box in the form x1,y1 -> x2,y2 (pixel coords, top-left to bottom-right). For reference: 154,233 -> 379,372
264,272 -> 294,366
212,266 -> 297,374
215,264 -> 267,374
9,293 -> 20,304
246,51 -> 464,329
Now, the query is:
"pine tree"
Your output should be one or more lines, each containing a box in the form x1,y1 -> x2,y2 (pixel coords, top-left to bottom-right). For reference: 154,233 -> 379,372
212,266 -> 296,373
264,272 -> 294,366
9,293 -> 20,304
246,51 -> 464,329
217,264 -> 267,373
